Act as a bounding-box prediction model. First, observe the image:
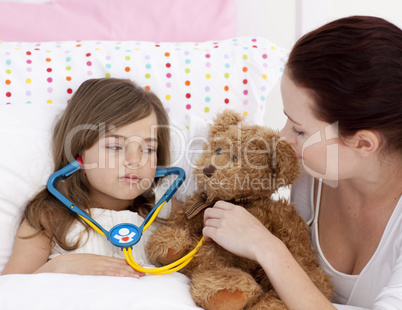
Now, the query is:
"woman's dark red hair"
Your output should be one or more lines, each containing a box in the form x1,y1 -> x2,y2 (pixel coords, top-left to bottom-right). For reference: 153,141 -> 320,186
286,16 -> 402,153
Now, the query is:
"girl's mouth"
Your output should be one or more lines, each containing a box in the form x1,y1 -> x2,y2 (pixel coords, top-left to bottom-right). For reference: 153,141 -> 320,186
120,174 -> 141,184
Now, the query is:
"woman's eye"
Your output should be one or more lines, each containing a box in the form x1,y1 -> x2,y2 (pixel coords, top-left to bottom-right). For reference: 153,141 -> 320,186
292,126 -> 304,136
215,148 -> 222,155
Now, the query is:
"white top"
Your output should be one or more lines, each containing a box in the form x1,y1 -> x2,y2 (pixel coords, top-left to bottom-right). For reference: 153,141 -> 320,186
291,171 -> 402,310
49,181 -> 172,267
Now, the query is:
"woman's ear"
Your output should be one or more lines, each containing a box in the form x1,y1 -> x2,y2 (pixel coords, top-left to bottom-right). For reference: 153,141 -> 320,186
346,130 -> 381,157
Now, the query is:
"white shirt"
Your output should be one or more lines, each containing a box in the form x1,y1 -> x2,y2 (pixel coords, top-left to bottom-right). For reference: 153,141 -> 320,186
50,182 -> 172,267
291,171 -> 402,310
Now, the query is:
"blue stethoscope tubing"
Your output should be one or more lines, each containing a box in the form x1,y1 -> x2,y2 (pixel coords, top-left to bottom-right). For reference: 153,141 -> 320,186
46,158 -> 186,248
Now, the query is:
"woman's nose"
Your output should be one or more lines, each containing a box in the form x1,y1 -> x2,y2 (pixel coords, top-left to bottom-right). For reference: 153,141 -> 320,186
279,121 -> 295,144
279,127 -> 286,138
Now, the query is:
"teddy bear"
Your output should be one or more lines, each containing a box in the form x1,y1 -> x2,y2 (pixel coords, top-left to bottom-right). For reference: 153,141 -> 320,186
146,110 -> 333,309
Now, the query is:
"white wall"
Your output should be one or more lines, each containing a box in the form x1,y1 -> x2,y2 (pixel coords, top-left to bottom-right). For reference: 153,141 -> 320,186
332,0 -> 402,29
236,0 -> 296,50
296,0 -> 402,37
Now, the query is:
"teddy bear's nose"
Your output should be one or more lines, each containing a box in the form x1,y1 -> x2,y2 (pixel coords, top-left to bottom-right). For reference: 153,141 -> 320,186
203,165 -> 217,177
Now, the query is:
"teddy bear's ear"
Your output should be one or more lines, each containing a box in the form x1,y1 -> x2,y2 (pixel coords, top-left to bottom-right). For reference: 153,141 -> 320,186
273,136 -> 301,187
210,109 -> 244,136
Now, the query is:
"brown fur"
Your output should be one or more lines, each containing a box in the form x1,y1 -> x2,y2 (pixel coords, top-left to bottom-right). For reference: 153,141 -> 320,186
146,110 -> 333,309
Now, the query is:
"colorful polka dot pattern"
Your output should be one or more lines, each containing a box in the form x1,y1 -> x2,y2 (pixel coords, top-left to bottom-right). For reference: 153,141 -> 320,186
0,38 -> 287,124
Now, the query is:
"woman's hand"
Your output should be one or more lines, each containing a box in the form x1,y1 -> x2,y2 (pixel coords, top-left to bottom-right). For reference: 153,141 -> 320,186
36,253 -> 146,278
203,201 -> 335,310
202,201 -> 278,262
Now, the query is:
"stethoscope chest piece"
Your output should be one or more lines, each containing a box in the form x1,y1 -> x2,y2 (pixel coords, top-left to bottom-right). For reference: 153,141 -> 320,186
108,223 -> 142,248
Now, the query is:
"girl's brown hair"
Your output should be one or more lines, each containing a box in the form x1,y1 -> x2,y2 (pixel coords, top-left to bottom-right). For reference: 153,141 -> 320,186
23,78 -> 170,250
286,16 -> 402,153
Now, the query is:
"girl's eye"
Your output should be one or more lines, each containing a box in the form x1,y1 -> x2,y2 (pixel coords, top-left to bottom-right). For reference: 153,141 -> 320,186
143,147 -> 156,154
107,145 -> 123,150
215,148 -> 222,155
292,126 -> 304,136
231,155 -> 238,161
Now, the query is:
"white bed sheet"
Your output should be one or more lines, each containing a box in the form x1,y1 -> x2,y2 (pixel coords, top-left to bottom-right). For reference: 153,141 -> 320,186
0,272 -> 202,309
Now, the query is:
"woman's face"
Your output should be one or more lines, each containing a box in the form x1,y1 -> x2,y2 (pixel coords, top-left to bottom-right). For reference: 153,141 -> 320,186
82,112 -> 158,210
279,70 -> 343,182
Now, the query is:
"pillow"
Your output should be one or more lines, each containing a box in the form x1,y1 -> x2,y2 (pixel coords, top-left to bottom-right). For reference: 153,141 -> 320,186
0,105 -> 62,271
0,37 -> 287,272
0,0 -> 236,42
1,38 -> 287,124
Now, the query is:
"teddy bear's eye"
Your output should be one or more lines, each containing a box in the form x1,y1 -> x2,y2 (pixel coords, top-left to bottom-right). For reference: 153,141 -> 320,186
231,155 -> 238,162
215,148 -> 222,155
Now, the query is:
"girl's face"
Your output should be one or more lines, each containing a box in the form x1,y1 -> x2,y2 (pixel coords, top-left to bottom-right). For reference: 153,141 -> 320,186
82,112 -> 158,210
279,70 -> 345,182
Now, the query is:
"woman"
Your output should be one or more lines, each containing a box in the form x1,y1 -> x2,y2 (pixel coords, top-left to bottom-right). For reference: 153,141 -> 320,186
203,16 -> 402,309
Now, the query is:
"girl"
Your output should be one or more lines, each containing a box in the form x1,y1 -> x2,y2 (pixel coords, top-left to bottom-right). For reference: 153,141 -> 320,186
203,16 -> 402,309
2,78 -> 175,278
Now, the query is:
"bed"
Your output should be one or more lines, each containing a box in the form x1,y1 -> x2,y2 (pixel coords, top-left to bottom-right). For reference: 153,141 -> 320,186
0,0 -> 294,308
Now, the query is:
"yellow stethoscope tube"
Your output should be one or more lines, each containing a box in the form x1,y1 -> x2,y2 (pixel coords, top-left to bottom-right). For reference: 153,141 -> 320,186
79,200 -> 204,275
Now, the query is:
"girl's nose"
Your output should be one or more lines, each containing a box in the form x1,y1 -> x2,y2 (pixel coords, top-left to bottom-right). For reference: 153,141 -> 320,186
124,149 -> 142,168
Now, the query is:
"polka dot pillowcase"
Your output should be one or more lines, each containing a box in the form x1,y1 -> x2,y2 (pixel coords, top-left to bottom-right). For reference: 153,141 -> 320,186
0,37 -> 287,125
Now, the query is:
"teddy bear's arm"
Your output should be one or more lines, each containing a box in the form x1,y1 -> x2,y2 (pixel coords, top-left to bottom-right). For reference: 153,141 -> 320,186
146,196 -> 205,265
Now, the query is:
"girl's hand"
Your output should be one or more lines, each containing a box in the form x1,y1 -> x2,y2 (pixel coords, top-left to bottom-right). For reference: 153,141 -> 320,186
36,254 -> 146,278
202,201 -> 278,262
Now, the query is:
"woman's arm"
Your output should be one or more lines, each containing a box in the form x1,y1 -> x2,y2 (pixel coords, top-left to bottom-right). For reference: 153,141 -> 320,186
256,236 -> 334,310
203,201 -> 335,310
2,220 -> 144,278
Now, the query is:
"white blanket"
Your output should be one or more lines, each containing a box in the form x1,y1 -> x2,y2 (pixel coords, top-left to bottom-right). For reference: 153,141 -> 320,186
0,272 -> 202,310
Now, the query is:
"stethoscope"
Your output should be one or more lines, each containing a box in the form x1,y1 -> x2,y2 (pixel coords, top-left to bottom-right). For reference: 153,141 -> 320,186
47,157 -> 204,275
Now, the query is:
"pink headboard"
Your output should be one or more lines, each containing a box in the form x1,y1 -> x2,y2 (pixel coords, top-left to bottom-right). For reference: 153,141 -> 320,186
0,0 -> 236,42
